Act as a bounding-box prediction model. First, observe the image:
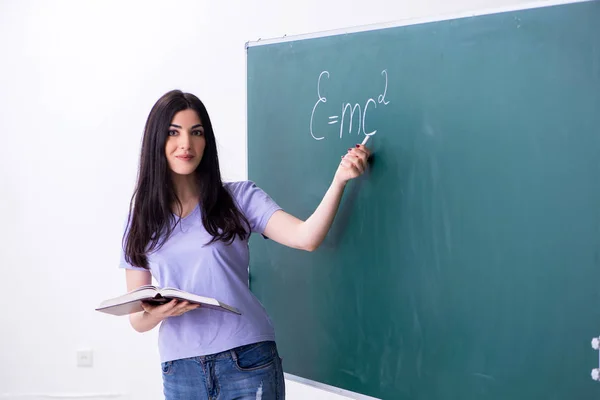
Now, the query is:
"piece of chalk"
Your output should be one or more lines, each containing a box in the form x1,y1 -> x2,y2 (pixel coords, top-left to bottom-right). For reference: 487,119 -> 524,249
361,135 -> 371,146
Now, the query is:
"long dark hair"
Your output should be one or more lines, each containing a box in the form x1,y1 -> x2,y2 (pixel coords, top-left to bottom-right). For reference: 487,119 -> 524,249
123,90 -> 250,269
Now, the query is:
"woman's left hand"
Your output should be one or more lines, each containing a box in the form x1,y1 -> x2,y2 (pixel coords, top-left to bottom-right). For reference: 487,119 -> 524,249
334,142 -> 372,185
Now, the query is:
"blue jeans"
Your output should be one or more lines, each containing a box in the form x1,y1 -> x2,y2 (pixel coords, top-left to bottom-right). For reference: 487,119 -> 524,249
161,341 -> 285,399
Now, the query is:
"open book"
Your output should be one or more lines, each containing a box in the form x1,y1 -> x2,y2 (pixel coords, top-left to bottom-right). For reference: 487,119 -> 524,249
95,285 -> 241,316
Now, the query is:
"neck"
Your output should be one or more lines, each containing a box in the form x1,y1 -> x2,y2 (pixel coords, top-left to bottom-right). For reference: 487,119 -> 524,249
171,173 -> 200,214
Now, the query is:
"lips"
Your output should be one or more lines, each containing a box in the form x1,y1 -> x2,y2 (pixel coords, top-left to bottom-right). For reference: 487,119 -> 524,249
176,155 -> 194,161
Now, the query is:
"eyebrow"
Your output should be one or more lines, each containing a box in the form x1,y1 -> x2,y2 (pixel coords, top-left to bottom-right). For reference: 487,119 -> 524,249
169,124 -> 203,129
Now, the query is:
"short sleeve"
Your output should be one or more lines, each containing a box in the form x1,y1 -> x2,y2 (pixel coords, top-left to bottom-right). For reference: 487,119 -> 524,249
118,215 -> 147,271
228,181 -> 282,234
119,247 -> 147,271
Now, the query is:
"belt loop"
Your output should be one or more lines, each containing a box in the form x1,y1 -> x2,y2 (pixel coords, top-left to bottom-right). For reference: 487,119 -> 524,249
230,348 -> 238,361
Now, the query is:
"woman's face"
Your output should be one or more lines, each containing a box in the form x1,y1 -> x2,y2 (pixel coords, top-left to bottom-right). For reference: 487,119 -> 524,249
164,109 -> 206,176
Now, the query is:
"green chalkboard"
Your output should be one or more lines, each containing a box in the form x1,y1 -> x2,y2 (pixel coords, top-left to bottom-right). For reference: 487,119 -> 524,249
246,1 -> 600,398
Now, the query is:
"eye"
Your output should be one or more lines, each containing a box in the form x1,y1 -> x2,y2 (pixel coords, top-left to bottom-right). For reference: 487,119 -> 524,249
168,130 -> 178,136
192,130 -> 204,136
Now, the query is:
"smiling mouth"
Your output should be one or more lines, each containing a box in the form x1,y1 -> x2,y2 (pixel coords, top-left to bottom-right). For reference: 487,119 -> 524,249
176,155 -> 194,161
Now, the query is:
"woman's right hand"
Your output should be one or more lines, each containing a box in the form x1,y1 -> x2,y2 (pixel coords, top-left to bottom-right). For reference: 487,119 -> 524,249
141,299 -> 200,321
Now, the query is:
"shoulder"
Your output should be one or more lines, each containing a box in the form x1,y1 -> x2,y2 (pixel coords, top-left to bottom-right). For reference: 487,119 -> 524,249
223,180 -> 260,199
223,180 -> 282,232
223,180 -> 278,210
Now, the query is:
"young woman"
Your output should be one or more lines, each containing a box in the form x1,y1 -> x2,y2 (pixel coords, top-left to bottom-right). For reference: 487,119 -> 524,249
119,90 -> 371,399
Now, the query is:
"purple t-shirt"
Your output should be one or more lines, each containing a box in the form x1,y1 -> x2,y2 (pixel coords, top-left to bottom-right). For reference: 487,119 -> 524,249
119,180 -> 282,363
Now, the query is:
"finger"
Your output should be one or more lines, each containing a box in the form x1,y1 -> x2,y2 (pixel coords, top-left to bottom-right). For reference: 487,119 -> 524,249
174,300 -> 190,310
349,150 -> 369,168
340,157 -> 354,169
352,146 -> 370,163
178,302 -> 199,312
350,145 -> 368,156
352,144 -> 371,157
169,301 -> 192,315
180,305 -> 199,315
341,159 -> 362,175
155,299 -> 179,313
347,147 -> 370,165
343,154 -> 365,173
173,303 -> 198,316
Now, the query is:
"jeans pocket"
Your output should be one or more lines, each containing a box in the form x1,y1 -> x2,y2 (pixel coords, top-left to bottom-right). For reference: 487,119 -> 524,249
233,341 -> 277,372
161,360 -> 174,375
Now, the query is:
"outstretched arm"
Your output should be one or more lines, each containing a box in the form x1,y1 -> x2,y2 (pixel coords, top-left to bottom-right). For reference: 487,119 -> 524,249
263,142 -> 371,251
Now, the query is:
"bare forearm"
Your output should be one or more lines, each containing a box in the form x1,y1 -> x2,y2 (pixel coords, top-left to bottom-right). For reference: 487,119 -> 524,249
262,143 -> 370,252
129,311 -> 163,333
299,177 -> 346,251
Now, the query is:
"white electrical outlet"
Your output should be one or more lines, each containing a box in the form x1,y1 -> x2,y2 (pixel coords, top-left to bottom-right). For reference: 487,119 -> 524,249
77,349 -> 93,367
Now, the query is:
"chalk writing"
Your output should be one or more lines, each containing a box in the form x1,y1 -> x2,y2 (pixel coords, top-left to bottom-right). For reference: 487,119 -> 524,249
310,69 -> 390,141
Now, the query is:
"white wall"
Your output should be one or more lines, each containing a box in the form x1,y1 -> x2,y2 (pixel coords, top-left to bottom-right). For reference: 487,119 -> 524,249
0,0 -> 535,398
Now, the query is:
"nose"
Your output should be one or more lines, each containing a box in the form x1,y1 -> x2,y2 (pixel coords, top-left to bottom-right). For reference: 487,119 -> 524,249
178,132 -> 191,150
